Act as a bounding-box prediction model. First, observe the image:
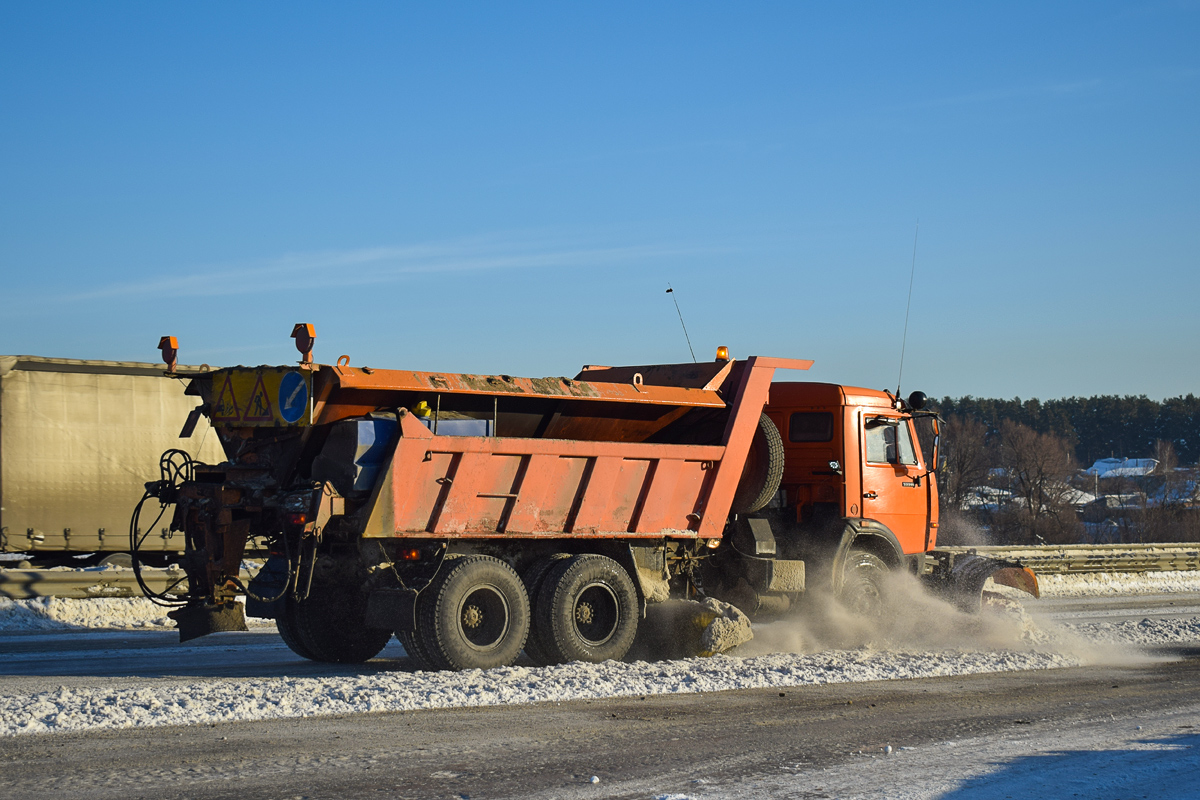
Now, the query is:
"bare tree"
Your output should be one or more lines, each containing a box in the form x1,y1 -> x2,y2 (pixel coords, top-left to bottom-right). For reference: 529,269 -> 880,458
994,420 -> 1083,544
1140,440 -> 1200,542
939,415 -> 991,511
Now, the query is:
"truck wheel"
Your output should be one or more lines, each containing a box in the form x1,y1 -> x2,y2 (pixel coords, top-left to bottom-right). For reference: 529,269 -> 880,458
838,549 -> 890,618
396,628 -> 441,671
537,554 -> 639,664
418,555 -> 530,671
276,607 -> 317,660
282,589 -> 394,663
521,555 -> 572,666
731,414 -> 785,514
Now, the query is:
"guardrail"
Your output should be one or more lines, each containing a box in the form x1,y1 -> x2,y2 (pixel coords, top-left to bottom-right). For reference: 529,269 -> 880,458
1,545 -> 1197,600
937,543 -> 1200,574
0,566 -> 257,600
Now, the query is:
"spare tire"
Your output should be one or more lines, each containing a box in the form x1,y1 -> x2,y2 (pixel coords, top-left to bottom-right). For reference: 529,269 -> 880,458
731,413 -> 785,514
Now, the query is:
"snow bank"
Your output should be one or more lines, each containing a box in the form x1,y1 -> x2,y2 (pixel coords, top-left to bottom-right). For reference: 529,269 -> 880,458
1033,570 -> 1200,597
0,648 -> 1073,737
0,597 -> 275,631
1065,617 -> 1200,645
0,597 -> 178,631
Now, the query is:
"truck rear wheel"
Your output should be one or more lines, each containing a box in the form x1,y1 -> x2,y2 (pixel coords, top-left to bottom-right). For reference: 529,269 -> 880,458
277,607 -> 317,660
521,554 -> 572,666
731,414 -> 785,514
418,555 -> 530,671
537,554 -> 639,664
396,628 -> 440,671
838,549 -> 890,618
282,588 -> 394,663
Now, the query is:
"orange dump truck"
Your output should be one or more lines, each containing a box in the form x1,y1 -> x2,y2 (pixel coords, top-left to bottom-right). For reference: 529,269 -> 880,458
135,327 -> 1036,669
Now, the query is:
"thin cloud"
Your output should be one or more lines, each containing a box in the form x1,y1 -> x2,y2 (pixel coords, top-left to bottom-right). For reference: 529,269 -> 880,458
55,234 -> 712,303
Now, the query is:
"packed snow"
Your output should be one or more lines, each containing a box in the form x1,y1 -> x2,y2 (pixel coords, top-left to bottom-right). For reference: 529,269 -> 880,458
0,648 -> 1077,737
1,570 -> 1199,737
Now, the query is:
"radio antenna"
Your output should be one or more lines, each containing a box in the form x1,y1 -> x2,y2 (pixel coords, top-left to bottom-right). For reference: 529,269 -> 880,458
665,284 -> 697,363
896,220 -> 919,397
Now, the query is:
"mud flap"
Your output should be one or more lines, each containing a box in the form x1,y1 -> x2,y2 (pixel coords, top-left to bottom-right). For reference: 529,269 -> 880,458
925,553 -> 1039,613
168,601 -> 248,642
365,587 -> 418,633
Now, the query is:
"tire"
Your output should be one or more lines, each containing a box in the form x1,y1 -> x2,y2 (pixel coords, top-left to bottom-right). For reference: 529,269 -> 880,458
276,605 -> 317,660
418,555 -> 530,671
521,555 -> 572,666
838,549 -> 890,618
537,554 -> 639,664
282,588 -> 394,663
731,414 -> 785,514
396,628 -> 441,671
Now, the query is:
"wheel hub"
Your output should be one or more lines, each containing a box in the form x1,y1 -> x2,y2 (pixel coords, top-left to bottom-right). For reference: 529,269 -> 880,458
575,602 -> 595,625
462,604 -> 484,629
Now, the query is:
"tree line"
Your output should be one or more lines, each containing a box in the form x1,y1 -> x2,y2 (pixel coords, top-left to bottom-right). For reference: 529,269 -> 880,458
933,394 -> 1200,467
925,394 -> 1200,545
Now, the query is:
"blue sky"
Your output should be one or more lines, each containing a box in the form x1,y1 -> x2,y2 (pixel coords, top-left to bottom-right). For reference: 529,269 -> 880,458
2,2 -> 1197,400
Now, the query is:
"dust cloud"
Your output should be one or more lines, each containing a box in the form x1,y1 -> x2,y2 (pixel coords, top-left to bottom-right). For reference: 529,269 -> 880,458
730,572 -> 1154,667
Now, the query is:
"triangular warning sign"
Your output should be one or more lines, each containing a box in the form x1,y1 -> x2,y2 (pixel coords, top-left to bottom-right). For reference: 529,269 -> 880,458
242,373 -> 274,422
211,373 -> 241,421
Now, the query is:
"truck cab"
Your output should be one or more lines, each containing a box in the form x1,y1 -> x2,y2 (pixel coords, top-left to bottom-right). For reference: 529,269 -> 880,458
765,382 -> 938,559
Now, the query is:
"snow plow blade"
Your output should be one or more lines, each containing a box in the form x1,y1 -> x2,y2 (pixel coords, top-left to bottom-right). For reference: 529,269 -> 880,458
990,566 -> 1040,599
924,551 -> 1039,613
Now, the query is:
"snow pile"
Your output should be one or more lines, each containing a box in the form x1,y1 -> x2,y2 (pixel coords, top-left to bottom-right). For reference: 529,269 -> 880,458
1033,570 -> 1200,597
0,648 -> 1073,737
0,597 -> 178,631
1065,616 -> 1200,645
0,597 -> 276,631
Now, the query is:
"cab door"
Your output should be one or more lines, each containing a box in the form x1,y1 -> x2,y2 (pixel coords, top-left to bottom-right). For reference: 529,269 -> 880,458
859,414 -> 928,555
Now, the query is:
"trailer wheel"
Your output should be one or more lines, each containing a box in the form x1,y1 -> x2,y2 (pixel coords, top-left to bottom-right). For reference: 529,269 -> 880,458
282,589 -> 394,663
537,554 -> 639,664
521,554 -> 572,666
418,555 -> 530,671
838,549 -> 890,619
731,414 -> 785,514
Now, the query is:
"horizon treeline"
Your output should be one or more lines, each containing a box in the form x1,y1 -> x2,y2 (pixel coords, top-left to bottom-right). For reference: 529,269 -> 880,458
932,394 -> 1200,467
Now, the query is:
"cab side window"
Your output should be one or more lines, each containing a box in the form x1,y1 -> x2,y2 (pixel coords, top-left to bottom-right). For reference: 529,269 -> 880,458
896,422 -> 918,466
865,418 -> 920,466
865,423 -> 896,464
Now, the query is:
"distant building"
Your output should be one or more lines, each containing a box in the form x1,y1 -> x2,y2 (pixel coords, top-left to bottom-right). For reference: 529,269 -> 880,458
1084,458 -> 1159,478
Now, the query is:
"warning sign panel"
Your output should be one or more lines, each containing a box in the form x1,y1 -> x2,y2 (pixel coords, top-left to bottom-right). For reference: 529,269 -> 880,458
210,373 -> 242,423
242,374 -> 274,422
207,368 -> 311,427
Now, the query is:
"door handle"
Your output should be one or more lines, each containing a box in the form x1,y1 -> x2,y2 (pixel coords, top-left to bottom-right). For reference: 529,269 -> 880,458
863,491 -> 878,499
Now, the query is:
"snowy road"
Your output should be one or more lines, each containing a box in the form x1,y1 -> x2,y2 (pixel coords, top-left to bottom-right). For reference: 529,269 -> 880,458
2,580 -> 1200,797
1,647 -> 1198,800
